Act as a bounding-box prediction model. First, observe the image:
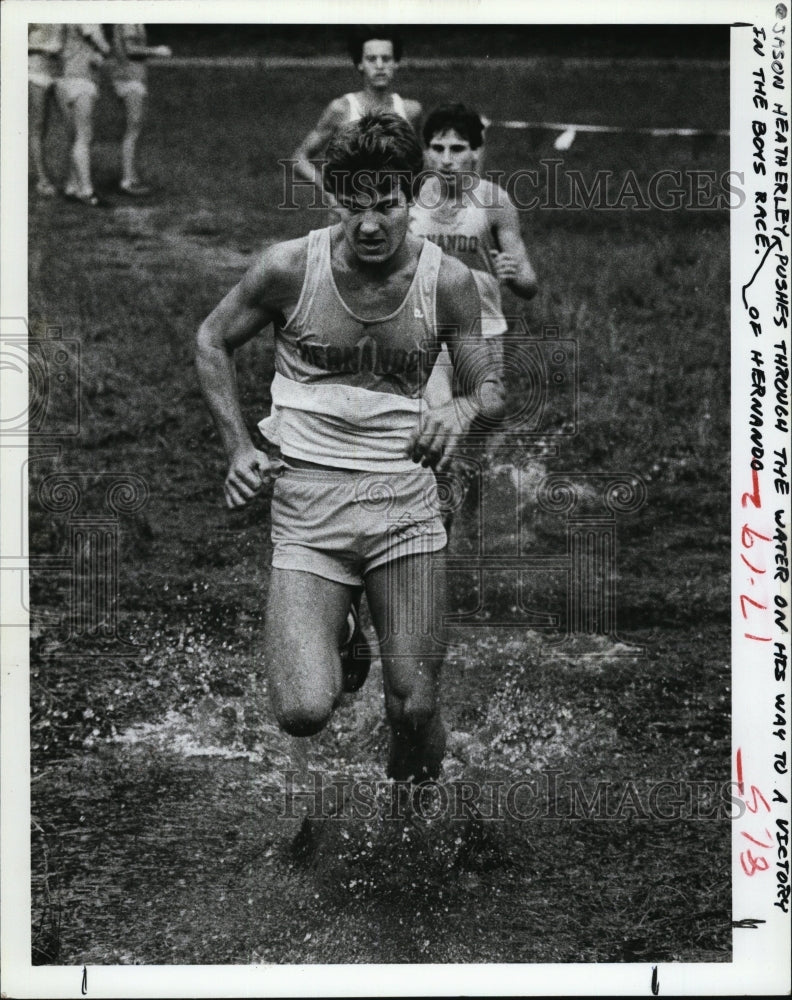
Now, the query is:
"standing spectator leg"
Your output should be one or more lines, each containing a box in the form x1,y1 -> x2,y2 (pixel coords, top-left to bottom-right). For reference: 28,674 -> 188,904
119,84 -> 147,193
29,81 -> 56,195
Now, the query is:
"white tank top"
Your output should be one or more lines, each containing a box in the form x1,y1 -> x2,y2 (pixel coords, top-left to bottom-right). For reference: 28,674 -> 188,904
410,176 -> 507,339
344,92 -> 408,122
260,227 -> 444,472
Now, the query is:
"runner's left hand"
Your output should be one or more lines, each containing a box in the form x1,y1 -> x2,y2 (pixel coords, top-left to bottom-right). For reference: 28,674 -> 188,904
406,401 -> 472,472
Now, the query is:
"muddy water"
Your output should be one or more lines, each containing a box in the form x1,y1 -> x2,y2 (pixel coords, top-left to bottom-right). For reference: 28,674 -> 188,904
32,461 -> 645,965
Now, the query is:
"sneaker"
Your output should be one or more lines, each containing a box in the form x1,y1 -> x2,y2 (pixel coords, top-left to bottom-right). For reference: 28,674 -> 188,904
35,179 -> 57,197
339,603 -> 372,693
119,181 -> 151,197
63,190 -> 106,208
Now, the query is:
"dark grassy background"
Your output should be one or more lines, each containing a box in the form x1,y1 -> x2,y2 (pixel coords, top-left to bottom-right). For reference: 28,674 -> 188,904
146,23 -> 729,60
28,40 -> 731,966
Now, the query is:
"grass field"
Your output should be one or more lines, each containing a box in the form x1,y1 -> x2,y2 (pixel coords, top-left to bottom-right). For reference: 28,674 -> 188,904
28,53 -> 731,965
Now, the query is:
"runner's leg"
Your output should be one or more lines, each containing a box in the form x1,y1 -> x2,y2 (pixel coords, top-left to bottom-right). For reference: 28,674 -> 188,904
365,551 -> 447,783
265,567 -> 354,736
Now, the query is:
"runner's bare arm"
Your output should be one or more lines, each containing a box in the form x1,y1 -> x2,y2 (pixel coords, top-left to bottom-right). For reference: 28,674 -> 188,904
196,242 -> 304,507
440,258 -> 507,424
489,192 -> 538,300
112,26 -> 171,60
291,99 -> 348,203
407,256 -> 505,470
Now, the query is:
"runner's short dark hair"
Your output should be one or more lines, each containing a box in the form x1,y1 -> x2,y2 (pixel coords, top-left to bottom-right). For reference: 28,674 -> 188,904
324,112 -> 424,202
423,103 -> 485,150
347,26 -> 404,65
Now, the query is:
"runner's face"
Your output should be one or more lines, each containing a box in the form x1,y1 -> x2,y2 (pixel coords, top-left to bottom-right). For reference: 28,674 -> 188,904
425,128 -> 478,186
337,184 -> 410,264
358,40 -> 397,90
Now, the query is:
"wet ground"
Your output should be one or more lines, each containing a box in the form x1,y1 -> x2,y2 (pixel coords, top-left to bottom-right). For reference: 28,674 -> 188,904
27,55 -> 731,965
30,455 -> 731,966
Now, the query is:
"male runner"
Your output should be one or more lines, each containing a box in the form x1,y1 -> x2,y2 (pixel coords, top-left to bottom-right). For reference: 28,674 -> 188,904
411,102 -> 537,408
290,27 -> 422,208
197,113 -> 503,785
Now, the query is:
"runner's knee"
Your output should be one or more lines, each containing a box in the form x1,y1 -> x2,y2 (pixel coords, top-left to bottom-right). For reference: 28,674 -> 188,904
387,691 -> 437,733
274,697 -> 334,737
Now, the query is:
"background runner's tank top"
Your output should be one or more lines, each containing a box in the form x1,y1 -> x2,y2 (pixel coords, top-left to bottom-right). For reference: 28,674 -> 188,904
409,176 -> 499,279
344,92 -> 408,122
261,227 -> 444,472
410,177 -> 507,339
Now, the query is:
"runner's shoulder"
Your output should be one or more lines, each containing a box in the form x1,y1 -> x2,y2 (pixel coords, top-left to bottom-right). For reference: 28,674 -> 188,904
313,96 -> 351,131
254,236 -> 310,295
436,248 -> 477,293
329,95 -> 354,119
476,176 -> 511,209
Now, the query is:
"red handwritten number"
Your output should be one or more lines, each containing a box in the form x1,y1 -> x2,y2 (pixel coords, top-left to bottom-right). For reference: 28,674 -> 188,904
741,524 -> 771,547
739,528 -> 771,641
741,829 -> 773,848
740,553 -> 766,574
745,785 -> 771,814
740,594 -> 767,618
741,850 -> 770,876
741,468 -> 762,509
735,750 -> 772,877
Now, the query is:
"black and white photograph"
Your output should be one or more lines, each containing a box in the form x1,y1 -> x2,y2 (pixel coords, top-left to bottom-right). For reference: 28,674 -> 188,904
1,1 -> 790,996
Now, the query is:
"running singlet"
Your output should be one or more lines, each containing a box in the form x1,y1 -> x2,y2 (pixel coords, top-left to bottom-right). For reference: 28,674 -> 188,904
409,177 -> 506,337
344,92 -> 408,122
259,227 -> 443,472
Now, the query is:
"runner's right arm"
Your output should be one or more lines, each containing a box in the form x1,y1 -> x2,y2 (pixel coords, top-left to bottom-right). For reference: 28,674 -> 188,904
290,98 -> 348,207
196,242 -> 304,507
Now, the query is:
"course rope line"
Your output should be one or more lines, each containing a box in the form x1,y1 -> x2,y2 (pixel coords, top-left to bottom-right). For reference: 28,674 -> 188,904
491,119 -> 729,137
160,56 -> 729,71
153,59 -> 729,142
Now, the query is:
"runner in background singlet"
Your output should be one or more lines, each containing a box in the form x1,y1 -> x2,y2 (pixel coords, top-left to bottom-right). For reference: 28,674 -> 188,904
290,27 -> 422,209
410,102 -> 538,407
